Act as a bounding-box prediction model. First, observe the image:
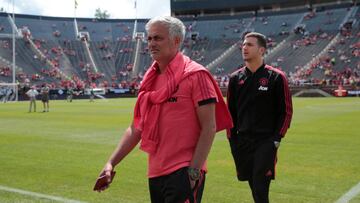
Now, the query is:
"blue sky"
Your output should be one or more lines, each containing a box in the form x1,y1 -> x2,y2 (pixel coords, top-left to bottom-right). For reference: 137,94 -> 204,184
0,0 -> 171,19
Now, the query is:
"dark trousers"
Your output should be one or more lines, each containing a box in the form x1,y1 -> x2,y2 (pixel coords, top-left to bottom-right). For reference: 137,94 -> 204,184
248,176 -> 271,203
149,167 -> 205,203
229,135 -> 277,203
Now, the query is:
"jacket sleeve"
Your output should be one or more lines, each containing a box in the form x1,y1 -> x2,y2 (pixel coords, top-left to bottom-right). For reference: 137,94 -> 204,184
274,73 -> 293,140
227,75 -> 238,138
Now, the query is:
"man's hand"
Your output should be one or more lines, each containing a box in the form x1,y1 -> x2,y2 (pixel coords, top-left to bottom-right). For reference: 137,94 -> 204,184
188,167 -> 201,189
95,162 -> 114,192
272,134 -> 282,148
190,179 -> 196,189
274,141 -> 280,148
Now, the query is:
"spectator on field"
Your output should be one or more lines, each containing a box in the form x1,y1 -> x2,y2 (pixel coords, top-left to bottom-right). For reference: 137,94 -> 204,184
90,88 -> 95,102
40,83 -> 50,112
67,87 -> 74,102
26,86 -> 39,113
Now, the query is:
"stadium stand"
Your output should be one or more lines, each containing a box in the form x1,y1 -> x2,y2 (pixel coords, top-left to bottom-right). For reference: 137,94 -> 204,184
77,19 -> 113,41
0,14 -> 12,35
0,1 -> 359,98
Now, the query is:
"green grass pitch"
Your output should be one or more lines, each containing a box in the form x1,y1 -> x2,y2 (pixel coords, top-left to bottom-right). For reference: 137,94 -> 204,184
0,97 -> 360,202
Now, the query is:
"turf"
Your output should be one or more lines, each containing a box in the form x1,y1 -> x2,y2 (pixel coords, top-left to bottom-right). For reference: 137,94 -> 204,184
0,97 -> 359,203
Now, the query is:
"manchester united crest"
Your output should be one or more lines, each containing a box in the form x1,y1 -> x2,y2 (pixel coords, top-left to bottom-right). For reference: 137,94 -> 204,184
259,78 -> 268,86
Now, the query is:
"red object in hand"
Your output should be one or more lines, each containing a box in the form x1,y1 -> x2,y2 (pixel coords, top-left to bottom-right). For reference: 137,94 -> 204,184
93,171 -> 116,191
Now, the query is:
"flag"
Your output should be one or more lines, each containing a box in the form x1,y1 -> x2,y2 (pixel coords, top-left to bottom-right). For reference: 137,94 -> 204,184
75,0 -> 78,9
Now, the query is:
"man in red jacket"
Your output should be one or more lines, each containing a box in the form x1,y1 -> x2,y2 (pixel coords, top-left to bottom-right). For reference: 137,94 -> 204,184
227,32 -> 293,203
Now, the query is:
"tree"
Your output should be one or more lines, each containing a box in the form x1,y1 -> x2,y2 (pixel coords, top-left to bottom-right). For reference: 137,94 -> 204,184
94,8 -> 110,19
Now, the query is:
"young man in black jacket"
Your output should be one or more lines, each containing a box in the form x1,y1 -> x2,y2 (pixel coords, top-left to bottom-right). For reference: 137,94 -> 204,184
227,32 -> 293,203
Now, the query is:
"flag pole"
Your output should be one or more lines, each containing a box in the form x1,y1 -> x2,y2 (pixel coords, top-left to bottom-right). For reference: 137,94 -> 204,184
74,0 -> 79,38
133,0 -> 137,40
12,0 -> 17,101
74,0 -> 77,18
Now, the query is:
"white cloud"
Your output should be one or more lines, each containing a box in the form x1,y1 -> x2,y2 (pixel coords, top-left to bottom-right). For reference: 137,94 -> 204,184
0,0 -> 171,19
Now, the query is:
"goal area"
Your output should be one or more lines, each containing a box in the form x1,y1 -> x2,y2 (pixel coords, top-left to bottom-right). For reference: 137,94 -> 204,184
0,83 -> 18,102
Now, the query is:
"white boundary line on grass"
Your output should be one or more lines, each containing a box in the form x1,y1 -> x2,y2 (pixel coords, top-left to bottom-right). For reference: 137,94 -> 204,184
335,181 -> 360,203
0,185 -> 87,203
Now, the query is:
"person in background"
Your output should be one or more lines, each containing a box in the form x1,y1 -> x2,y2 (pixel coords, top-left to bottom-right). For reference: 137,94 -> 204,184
26,86 -> 39,113
95,16 -> 232,203
67,87 -> 73,102
40,83 -> 50,112
227,32 -> 293,203
90,88 -> 95,102
3,87 -> 13,103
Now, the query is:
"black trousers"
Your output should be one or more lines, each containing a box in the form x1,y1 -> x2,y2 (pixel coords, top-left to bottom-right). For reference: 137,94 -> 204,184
149,167 -> 205,203
229,135 -> 278,203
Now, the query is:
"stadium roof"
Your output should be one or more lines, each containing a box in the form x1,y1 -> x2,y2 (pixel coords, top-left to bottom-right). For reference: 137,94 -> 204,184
171,0 -> 352,15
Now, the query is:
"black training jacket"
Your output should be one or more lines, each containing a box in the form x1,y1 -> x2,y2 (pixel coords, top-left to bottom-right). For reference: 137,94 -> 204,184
227,64 -> 293,140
